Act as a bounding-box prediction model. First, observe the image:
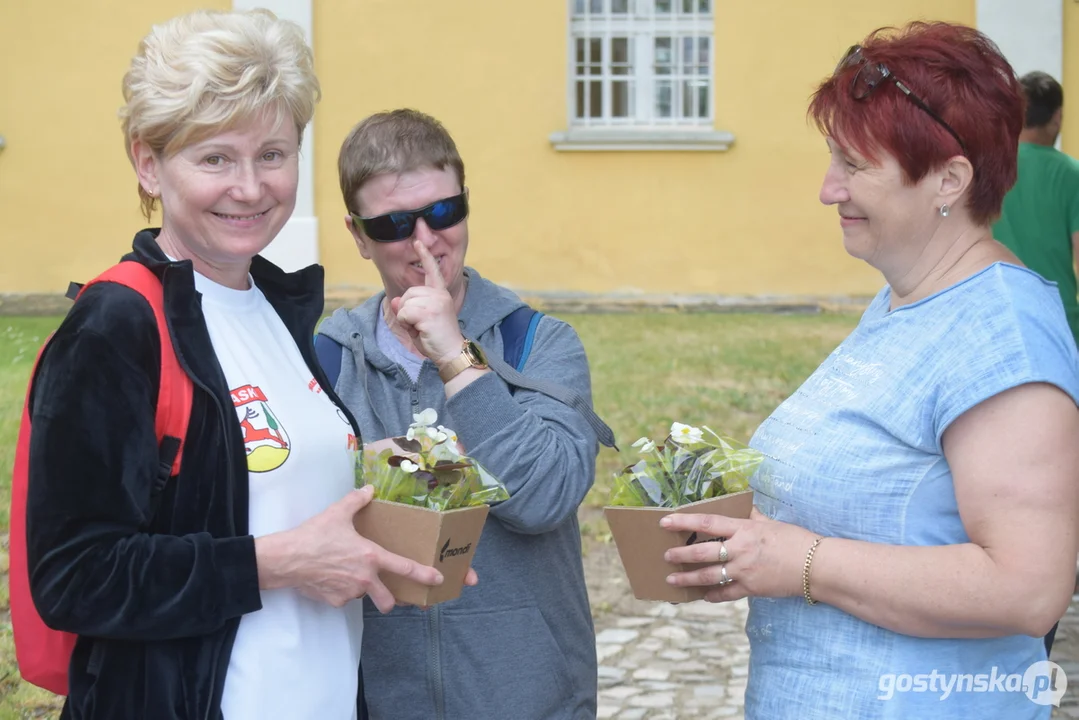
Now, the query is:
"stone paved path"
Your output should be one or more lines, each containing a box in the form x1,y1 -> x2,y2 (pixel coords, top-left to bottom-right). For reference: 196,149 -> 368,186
594,599 -> 749,719
1048,591 -> 1079,719
593,592 -> 1079,719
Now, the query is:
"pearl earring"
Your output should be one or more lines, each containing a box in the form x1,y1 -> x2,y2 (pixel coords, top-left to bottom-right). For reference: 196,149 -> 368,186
939,204 -> 950,218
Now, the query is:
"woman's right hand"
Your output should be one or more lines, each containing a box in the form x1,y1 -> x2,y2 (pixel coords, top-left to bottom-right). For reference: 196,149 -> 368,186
254,485 -> 444,612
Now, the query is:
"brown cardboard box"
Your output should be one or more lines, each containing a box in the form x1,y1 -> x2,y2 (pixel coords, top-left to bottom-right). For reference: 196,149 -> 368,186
604,490 -> 754,602
353,499 -> 489,606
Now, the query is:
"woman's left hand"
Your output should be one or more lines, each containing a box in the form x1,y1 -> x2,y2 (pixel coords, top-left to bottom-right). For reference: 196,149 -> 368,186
661,508 -> 819,603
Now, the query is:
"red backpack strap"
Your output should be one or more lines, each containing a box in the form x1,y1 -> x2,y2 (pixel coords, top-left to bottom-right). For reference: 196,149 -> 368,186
78,261 -> 193,478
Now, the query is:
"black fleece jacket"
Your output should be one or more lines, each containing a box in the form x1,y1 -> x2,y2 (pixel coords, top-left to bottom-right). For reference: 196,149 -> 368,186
26,229 -> 362,719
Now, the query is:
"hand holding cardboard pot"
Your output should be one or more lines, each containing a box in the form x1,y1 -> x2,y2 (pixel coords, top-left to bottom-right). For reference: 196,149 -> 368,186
256,485 -> 450,612
353,410 -> 508,606
353,499 -> 487,606
604,423 -> 762,602
659,507 -> 816,603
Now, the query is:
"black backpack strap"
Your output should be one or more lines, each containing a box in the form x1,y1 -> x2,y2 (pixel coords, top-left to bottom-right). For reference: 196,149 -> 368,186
315,333 -> 345,390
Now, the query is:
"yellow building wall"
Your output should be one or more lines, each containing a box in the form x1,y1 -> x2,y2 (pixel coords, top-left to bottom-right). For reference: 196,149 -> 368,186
0,0 -> 229,294
1064,0 -> 1079,158
0,0 -> 988,297
316,0 -> 974,298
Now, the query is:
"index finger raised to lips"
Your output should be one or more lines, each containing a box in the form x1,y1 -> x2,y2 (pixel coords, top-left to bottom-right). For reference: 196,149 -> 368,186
413,240 -> 447,290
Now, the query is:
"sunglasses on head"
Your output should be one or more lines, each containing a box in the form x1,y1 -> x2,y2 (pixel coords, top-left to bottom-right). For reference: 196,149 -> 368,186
836,45 -> 968,155
351,192 -> 469,243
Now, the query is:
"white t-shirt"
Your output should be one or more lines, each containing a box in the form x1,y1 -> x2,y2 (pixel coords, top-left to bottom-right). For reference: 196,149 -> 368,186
194,272 -> 363,720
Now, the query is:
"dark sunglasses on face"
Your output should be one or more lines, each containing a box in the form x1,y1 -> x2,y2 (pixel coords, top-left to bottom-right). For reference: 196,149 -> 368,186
836,45 -> 968,155
351,192 -> 469,243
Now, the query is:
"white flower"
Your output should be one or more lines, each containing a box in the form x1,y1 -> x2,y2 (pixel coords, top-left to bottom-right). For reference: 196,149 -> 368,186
426,427 -> 449,443
430,442 -> 460,462
412,408 -> 438,427
437,425 -> 458,444
671,422 -> 704,444
632,436 -> 656,454
399,459 -> 420,473
405,427 -> 417,441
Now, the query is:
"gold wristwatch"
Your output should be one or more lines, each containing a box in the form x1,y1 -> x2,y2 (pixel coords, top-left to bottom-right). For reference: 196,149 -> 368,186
438,339 -> 489,383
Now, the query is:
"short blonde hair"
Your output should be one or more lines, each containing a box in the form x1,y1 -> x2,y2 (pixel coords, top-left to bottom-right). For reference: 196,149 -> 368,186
338,109 -> 465,215
120,9 -> 320,219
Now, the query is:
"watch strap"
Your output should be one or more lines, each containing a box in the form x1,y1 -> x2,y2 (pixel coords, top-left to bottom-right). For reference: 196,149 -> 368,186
438,340 -> 488,383
438,352 -> 475,383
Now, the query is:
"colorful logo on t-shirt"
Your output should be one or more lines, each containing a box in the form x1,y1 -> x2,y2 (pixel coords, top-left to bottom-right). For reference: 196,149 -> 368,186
231,384 -> 290,473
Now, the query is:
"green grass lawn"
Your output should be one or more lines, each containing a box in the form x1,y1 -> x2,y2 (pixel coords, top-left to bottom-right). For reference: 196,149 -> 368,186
0,320 -> 61,533
0,311 -> 858,718
0,319 -> 67,719
574,312 -> 858,503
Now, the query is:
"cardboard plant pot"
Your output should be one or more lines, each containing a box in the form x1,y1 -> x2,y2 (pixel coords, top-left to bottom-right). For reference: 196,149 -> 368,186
604,490 -> 754,603
353,499 -> 489,606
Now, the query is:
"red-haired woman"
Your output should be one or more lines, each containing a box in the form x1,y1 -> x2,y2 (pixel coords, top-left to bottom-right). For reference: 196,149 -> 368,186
662,22 -> 1079,719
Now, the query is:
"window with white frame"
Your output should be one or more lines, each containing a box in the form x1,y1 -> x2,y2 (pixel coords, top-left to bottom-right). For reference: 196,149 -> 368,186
569,0 -> 713,128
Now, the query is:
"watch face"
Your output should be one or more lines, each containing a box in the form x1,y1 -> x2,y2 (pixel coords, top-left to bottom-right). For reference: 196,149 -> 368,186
465,339 -> 488,366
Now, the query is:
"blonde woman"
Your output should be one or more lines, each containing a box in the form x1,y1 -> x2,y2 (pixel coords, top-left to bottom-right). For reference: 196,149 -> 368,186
25,10 -> 445,720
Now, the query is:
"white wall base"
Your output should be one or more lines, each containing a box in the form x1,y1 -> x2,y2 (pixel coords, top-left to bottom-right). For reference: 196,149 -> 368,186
261,216 -> 319,271
977,0 -> 1062,86
233,0 -> 319,267
977,0 -> 1063,147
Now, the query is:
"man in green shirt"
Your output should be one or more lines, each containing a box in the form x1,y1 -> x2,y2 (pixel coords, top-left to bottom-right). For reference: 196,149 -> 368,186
993,71 -> 1079,348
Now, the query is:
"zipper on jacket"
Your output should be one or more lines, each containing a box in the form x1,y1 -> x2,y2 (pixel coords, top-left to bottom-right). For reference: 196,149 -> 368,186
160,267 -> 233,460
160,265 -> 239,720
162,270 -> 235,500
407,364 -> 440,717
428,606 -> 445,720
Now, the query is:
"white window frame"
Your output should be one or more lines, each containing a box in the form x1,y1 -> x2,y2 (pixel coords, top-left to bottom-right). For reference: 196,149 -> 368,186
551,0 -> 734,151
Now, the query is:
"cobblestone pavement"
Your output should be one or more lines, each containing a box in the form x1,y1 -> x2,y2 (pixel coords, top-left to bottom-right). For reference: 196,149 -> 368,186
1048,592 -> 1079,719
593,598 -> 750,719
592,592 -> 1079,719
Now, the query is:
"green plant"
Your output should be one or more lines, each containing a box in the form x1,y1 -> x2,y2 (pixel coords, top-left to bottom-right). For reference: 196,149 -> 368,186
609,423 -> 762,508
361,409 -> 509,511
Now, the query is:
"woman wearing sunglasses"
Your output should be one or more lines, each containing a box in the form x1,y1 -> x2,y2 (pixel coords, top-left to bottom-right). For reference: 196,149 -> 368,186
661,22 -> 1079,719
317,109 -> 610,719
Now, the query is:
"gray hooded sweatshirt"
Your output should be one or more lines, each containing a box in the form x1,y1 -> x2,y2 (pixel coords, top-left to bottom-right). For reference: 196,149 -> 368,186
318,268 -> 598,720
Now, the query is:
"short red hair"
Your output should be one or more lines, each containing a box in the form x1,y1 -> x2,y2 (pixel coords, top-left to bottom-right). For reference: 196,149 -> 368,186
809,22 -> 1024,225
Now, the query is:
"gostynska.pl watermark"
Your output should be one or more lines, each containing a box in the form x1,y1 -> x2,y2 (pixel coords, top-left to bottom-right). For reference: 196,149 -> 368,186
878,661 -> 1067,706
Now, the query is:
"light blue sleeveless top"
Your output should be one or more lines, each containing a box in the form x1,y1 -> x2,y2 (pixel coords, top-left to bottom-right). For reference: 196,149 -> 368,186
746,263 -> 1079,719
